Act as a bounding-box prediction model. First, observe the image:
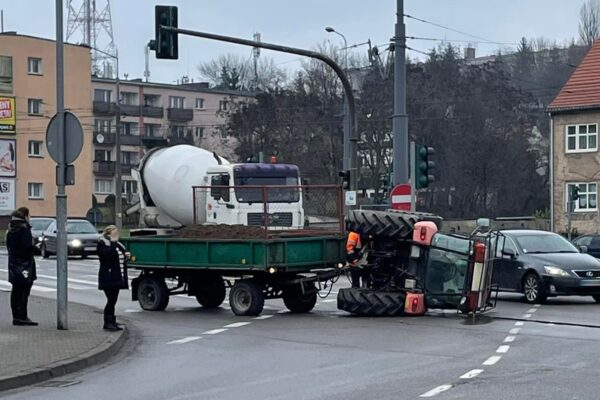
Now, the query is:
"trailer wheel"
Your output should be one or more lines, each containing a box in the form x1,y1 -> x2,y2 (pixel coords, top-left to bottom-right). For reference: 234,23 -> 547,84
282,283 -> 317,313
346,209 -> 442,241
193,274 -> 226,308
229,280 -> 264,316
137,276 -> 170,311
337,287 -> 406,316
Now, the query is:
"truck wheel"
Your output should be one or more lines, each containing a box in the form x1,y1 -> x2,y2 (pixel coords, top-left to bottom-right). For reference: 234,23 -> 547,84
282,283 -> 317,313
337,287 -> 406,316
194,274 -> 226,308
229,280 -> 264,316
137,276 -> 170,311
346,210 -> 442,241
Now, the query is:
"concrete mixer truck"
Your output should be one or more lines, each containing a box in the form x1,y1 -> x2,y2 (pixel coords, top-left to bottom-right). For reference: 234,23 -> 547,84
129,145 -> 305,231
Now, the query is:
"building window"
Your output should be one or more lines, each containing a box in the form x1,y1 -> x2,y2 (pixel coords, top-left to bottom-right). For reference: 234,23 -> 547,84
566,182 -> 597,212
195,98 -> 205,109
28,183 -> 43,199
145,124 -> 160,137
121,92 -> 138,105
95,150 -> 112,162
95,179 -> 114,194
169,96 -> 185,109
27,99 -> 43,115
122,122 -> 139,136
27,57 -> 42,75
171,125 -> 185,138
195,126 -> 204,138
28,141 -> 43,157
121,151 -> 139,166
219,100 -> 228,111
566,124 -> 598,153
144,94 -> 161,107
122,180 -> 138,195
95,119 -> 111,132
94,89 -> 112,103
0,55 -> 13,93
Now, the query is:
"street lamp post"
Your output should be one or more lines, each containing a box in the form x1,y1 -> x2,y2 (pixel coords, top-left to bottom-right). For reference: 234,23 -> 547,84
325,27 -> 351,176
95,49 -> 122,229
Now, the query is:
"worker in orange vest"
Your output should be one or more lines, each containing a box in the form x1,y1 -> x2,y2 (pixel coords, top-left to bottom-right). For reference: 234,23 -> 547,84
346,231 -> 370,287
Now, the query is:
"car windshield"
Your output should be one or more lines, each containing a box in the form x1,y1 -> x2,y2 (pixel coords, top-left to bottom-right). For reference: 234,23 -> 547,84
30,219 -> 53,231
66,221 -> 97,234
513,234 -> 578,254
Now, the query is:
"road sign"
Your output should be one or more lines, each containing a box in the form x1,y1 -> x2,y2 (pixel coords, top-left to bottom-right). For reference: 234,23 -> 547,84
345,190 -> 357,206
391,184 -> 412,211
46,111 -> 84,164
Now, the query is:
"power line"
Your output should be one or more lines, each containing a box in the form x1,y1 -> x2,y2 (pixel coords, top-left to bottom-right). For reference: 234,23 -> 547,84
404,13 -> 518,46
405,36 -> 517,46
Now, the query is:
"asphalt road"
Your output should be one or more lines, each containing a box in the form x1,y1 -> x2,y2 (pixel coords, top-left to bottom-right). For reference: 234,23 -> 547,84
1,253 -> 599,400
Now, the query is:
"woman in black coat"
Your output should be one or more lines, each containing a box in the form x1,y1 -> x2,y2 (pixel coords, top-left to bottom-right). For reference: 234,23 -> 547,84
7,207 -> 37,326
97,225 -> 130,331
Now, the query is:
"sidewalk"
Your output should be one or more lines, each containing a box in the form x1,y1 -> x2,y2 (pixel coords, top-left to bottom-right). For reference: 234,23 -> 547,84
0,290 -> 126,392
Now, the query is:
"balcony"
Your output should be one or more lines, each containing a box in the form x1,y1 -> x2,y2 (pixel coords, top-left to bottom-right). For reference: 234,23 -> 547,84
93,131 -> 115,145
121,164 -> 138,175
93,161 -> 116,176
142,105 -> 164,119
120,134 -> 141,146
169,135 -> 194,146
93,101 -> 117,116
142,136 -> 168,149
120,104 -> 141,117
167,108 -> 193,122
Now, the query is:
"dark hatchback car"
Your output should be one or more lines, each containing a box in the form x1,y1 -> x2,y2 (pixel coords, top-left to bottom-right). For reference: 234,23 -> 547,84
41,219 -> 100,259
572,234 -> 600,259
493,230 -> 600,304
30,217 -> 55,251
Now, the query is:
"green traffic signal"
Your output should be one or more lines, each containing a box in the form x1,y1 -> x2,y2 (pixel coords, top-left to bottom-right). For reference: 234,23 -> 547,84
415,144 -> 435,189
152,5 -> 178,60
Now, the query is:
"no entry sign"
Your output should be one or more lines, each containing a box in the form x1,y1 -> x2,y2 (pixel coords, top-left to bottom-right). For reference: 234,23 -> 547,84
391,184 -> 412,211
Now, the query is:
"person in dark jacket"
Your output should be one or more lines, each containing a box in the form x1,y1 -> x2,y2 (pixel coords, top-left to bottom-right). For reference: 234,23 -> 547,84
7,207 -> 38,326
97,225 -> 130,331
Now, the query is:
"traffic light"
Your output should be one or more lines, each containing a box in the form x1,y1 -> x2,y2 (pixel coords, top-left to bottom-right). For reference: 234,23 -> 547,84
150,5 -> 178,59
570,185 -> 580,201
415,145 -> 435,189
339,170 -> 351,190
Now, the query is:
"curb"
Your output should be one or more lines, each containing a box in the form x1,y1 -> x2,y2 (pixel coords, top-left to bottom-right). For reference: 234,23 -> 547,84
0,326 -> 127,392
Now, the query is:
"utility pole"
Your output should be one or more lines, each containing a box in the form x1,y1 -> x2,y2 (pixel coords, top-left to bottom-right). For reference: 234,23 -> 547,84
55,0 -> 68,330
392,0 -> 408,186
114,49 -> 122,229
253,32 -> 261,90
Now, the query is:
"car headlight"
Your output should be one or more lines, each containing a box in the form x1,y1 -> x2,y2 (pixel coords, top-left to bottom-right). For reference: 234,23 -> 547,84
69,239 -> 82,247
544,266 -> 570,277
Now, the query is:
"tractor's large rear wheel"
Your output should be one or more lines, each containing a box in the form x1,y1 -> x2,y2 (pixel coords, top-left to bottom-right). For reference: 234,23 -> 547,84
346,210 -> 442,241
337,287 -> 406,316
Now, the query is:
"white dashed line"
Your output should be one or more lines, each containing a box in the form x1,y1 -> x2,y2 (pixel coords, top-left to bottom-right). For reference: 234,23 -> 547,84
523,314 -> 532,318
203,329 -> 228,335
460,369 -> 483,379
503,336 -> 515,343
482,356 -> 502,366
167,336 -> 201,345
533,304 -> 541,308
224,322 -> 250,328
123,309 -> 142,313
526,308 -> 537,313
515,321 -> 524,326
496,345 -> 510,354
509,328 -> 521,335
420,384 -> 453,397
254,315 -> 274,320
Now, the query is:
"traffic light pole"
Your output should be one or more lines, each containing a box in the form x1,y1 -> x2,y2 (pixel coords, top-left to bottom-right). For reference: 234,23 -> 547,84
410,141 -> 416,212
157,25 -> 359,189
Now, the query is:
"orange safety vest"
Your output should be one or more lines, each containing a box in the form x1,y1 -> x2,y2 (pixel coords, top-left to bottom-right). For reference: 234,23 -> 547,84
346,232 -> 362,254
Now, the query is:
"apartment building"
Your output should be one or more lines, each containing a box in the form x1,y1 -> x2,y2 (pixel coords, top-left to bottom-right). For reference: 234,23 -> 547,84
91,78 -> 252,206
0,32 -> 93,218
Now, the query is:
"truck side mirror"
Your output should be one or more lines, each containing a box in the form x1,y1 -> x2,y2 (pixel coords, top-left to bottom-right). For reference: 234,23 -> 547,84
225,203 -> 235,209
579,245 -> 588,254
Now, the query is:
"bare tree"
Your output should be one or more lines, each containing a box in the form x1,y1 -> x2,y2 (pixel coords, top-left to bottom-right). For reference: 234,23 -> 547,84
579,0 -> 600,47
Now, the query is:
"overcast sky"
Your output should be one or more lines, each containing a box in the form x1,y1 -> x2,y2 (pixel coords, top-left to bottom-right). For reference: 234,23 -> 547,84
0,0 -> 586,83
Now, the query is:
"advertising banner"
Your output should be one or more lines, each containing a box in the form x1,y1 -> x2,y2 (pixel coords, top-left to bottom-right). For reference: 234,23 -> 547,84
0,139 -> 16,177
0,178 -> 15,216
0,97 -> 16,134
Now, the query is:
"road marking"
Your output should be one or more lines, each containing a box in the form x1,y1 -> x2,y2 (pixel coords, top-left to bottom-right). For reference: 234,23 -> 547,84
503,336 -> 515,343
496,345 -> 510,354
124,309 -> 142,313
515,321 -> 524,326
523,314 -> 532,318
321,299 -> 337,303
254,315 -> 273,320
482,356 -> 501,366
203,329 -> 227,335
167,336 -> 202,345
0,280 -> 57,292
36,273 -> 96,286
509,328 -> 521,335
224,322 -> 250,328
533,304 -> 541,308
460,369 -> 483,379
526,308 -> 537,313
420,384 -> 453,397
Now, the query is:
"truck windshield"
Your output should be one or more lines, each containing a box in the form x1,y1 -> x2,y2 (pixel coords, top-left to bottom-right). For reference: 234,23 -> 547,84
234,176 -> 300,203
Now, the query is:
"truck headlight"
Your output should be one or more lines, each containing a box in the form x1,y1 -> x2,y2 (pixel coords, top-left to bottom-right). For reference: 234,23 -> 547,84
544,266 -> 570,277
69,239 -> 82,248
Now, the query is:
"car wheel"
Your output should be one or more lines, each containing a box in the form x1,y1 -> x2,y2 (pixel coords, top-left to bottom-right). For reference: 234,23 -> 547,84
41,243 -> 50,259
523,273 -> 547,304
592,295 -> 600,303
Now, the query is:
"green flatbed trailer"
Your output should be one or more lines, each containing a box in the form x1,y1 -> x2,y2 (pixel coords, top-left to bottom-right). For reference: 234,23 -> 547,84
121,235 -> 346,316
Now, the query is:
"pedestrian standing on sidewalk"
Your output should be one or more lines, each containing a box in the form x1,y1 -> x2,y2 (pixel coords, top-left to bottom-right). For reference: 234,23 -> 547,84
7,207 -> 38,326
97,225 -> 130,331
